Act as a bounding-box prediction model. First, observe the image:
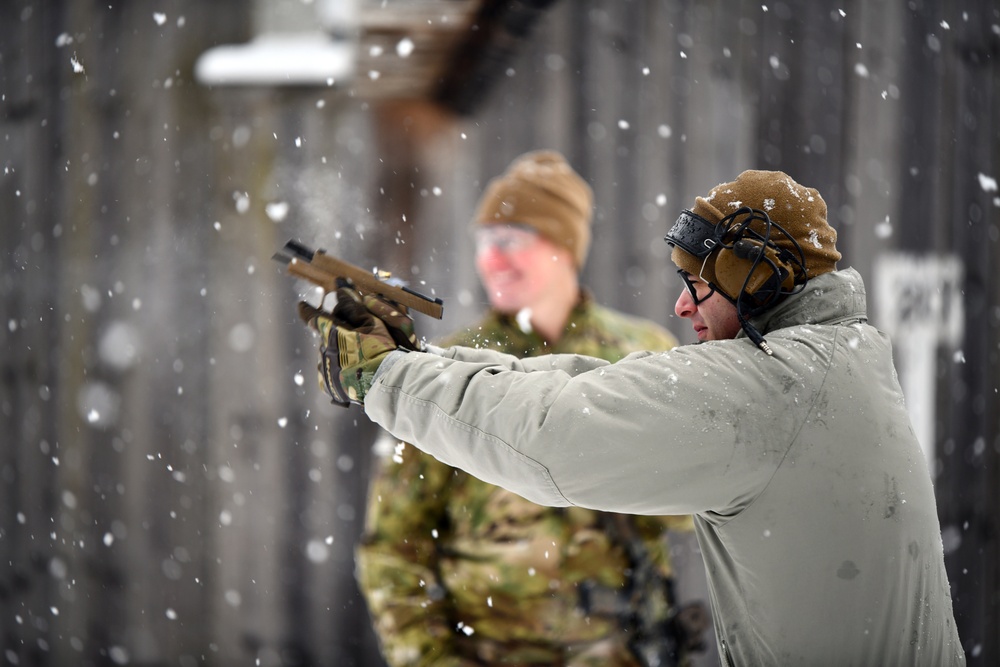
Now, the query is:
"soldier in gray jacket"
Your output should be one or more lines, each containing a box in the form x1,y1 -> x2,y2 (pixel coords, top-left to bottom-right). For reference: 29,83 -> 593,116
306,170 -> 965,666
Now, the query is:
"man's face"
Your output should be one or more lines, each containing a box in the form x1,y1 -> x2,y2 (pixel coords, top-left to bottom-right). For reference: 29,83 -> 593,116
674,271 -> 742,341
475,224 -> 575,313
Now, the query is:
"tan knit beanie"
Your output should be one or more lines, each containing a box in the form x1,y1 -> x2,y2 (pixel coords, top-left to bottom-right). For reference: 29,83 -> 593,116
473,150 -> 594,270
671,170 -> 841,302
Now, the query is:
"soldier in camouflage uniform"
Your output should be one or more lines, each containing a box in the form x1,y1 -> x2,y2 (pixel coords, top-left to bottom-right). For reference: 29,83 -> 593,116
355,151 -> 703,667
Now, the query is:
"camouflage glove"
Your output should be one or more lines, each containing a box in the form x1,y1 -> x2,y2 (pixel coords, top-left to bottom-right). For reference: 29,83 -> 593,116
298,286 -> 407,406
354,291 -> 423,352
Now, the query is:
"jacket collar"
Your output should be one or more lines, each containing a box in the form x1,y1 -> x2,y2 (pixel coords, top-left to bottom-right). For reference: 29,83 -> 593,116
750,268 -> 869,336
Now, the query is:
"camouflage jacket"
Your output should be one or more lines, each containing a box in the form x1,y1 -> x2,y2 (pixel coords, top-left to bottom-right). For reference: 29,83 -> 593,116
356,294 -> 692,666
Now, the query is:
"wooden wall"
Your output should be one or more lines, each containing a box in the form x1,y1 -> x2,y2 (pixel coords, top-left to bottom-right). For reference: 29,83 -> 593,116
1,0 -> 997,665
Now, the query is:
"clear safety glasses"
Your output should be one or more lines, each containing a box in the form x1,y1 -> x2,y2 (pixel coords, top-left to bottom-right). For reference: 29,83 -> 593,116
474,224 -> 539,255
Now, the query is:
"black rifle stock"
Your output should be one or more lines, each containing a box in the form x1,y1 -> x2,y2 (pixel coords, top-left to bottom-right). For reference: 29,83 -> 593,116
272,239 -> 444,320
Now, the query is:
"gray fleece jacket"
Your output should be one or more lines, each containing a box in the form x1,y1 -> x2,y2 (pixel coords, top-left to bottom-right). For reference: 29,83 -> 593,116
365,268 -> 964,666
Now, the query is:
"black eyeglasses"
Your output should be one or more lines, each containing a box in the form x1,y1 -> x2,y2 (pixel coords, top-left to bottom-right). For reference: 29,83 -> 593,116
677,269 -> 716,305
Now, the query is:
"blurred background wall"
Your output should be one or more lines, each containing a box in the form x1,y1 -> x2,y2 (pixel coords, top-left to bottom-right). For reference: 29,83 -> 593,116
1,0 -> 998,665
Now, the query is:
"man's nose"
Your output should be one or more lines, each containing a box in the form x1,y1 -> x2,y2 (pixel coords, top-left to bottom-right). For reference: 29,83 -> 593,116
675,289 -> 695,318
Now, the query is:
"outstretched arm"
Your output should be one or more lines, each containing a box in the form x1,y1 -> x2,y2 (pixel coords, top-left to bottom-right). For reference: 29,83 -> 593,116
365,342 -> 802,517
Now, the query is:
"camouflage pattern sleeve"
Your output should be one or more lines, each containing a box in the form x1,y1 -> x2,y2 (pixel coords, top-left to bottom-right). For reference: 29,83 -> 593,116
355,438 -> 481,667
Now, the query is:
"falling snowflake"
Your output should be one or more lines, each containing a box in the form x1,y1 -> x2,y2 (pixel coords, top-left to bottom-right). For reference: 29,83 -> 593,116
396,38 -> 414,57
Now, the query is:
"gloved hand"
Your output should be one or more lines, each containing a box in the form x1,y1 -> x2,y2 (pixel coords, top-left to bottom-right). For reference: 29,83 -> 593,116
352,291 -> 423,352
298,286 -> 414,406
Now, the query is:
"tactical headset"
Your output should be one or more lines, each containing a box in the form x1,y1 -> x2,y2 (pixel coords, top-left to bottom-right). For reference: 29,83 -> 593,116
665,207 -> 808,354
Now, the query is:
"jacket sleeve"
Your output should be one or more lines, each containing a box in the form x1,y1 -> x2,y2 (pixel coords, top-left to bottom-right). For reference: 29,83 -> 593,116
366,341 -> 813,517
355,433 -> 482,667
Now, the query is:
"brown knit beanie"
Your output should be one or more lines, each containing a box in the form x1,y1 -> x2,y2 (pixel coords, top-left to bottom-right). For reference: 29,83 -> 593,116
671,170 -> 841,302
473,150 -> 594,270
